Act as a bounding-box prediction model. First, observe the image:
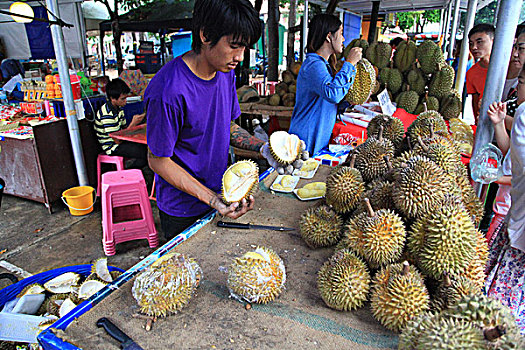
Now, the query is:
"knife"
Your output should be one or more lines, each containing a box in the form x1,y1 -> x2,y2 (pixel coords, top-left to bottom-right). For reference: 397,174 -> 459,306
97,317 -> 144,350
217,221 -> 295,231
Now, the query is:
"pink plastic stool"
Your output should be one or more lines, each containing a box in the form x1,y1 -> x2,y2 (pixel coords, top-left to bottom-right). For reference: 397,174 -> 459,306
101,169 -> 158,256
96,154 -> 125,196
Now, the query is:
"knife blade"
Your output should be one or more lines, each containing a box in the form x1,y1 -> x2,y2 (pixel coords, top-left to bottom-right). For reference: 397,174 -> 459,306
217,221 -> 295,231
97,317 -> 144,350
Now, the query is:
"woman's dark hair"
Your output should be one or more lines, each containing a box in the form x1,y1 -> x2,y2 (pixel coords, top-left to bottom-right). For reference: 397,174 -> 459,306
106,78 -> 130,100
306,14 -> 342,53
192,0 -> 262,54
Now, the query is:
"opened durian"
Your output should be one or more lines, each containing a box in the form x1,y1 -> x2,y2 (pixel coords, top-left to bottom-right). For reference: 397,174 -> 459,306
269,131 -> 302,165
77,279 -> 106,299
132,252 -> 202,317
370,262 -> 430,332
228,246 -> 285,304
221,160 -> 258,204
317,249 -> 370,311
299,205 -> 342,248
44,272 -> 81,294
325,156 -> 364,214
17,283 -> 45,298
91,257 -> 112,283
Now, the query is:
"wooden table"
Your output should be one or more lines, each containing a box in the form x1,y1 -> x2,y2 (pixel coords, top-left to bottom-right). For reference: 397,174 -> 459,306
109,123 -> 147,144
239,102 -> 293,133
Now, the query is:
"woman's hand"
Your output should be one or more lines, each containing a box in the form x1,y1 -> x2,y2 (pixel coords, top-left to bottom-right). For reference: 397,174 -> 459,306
209,194 -> 255,219
487,102 -> 507,126
345,47 -> 363,66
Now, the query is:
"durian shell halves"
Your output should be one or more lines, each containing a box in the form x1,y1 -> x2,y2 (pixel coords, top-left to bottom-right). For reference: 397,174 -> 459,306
221,160 -> 259,204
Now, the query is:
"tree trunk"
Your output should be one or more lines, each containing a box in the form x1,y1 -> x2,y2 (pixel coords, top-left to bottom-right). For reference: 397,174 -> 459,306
286,0 -> 297,69
112,20 -> 124,74
267,0 -> 280,81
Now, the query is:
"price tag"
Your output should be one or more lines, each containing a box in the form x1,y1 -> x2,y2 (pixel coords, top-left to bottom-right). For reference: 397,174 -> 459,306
377,89 -> 396,116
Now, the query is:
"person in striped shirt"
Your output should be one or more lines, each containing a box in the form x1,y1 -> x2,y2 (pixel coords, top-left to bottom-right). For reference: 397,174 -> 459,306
94,78 -> 147,168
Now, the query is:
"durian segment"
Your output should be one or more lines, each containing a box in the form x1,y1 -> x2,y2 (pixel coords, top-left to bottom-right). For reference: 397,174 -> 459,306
317,249 -> 370,311
16,283 -> 45,298
370,263 -> 430,332
280,175 -> 295,187
325,166 -> 365,214
77,280 -> 107,299
58,298 -> 77,318
44,272 -> 81,294
346,58 -> 376,105
269,131 -> 301,165
133,253 -> 202,317
417,318 -> 486,350
91,257 -> 112,283
300,159 -> 318,172
302,182 -> 326,191
296,188 -> 325,199
221,160 -> 259,204
45,294 -> 69,316
228,246 -> 286,304
300,205 -> 343,248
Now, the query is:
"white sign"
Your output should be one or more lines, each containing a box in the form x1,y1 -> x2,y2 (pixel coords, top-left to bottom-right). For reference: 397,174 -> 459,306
377,89 -> 396,116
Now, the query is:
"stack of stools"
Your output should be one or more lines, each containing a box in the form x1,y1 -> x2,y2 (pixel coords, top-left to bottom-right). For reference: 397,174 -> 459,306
101,169 -> 158,256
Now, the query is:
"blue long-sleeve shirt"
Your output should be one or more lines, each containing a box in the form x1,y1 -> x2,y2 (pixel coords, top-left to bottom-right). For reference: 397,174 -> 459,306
288,53 -> 356,155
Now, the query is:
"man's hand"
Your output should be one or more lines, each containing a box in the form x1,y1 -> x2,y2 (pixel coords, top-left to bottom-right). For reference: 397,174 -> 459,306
260,141 -> 309,175
487,102 -> 507,126
345,47 -> 363,66
209,194 -> 255,219
131,113 -> 145,125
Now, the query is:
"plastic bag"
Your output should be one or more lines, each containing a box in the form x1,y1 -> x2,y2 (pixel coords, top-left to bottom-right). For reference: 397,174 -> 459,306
470,143 -> 503,184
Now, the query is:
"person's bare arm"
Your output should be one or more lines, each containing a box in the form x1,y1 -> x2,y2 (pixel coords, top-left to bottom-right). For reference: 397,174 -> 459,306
472,93 -> 480,121
127,113 -> 145,129
488,102 -> 511,155
230,122 -> 265,151
495,175 -> 512,186
505,115 -> 514,132
147,148 -> 254,219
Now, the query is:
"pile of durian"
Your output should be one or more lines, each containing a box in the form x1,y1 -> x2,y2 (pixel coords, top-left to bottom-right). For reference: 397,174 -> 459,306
268,62 -> 302,107
15,258 -> 121,322
342,39 -> 464,126
298,111 -> 524,346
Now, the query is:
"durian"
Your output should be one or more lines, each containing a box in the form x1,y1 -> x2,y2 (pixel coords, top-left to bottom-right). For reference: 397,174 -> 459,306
395,88 -> 419,114
132,252 -> 202,316
221,160 -> 259,204
393,40 -> 417,73
346,58 -> 376,105
431,273 -> 482,312
16,283 -> 45,298
325,157 -> 365,214
344,38 -> 369,57
269,131 -> 301,165
299,205 -> 343,248
228,246 -> 285,304
398,311 -> 439,349
406,68 -> 427,96
91,258 -> 112,283
367,114 -> 405,148
379,67 -> 403,94
370,262 -> 430,332
58,298 -> 77,318
440,90 -> 462,120
43,272 -> 81,294
416,318 -> 486,349
353,127 -> 395,182
416,40 -> 445,74
407,110 -> 449,142
365,42 -> 392,69
77,279 -> 106,299
317,249 -> 370,311
428,65 -> 455,100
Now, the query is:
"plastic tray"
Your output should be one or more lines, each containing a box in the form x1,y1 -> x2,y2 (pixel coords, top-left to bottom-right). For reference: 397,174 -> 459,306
270,175 -> 300,193
292,160 -> 320,179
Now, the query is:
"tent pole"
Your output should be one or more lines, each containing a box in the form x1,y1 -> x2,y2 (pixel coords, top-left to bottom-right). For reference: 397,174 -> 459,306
45,0 -> 88,186
473,0 -> 524,196
442,1 -> 453,51
447,0 -> 462,60
302,0 -> 309,60
454,0 -> 477,96
100,29 -> 105,76
437,8 -> 444,45
367,1 -> 380,43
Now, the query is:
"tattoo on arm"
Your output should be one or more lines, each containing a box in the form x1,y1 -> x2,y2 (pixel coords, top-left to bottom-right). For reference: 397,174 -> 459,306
147,148 -> 161,159
230,122 -> 265,152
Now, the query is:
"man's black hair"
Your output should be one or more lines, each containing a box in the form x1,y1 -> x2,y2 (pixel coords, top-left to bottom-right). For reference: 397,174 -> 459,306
390,37 -> 405,48
106,78 -> 130,101
306,14 -> 341,53
468,23 -> 495,40
191,0 -> 262,54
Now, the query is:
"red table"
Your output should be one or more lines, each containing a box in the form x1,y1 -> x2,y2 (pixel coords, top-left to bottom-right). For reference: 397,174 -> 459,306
109,124 -> 147,144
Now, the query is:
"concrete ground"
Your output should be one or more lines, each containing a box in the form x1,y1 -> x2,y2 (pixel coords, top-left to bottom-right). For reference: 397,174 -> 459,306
0,192 -> 164,290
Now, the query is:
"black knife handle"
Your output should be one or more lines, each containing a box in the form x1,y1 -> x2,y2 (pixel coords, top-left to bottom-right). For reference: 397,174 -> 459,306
97,317 -> 132,345
217,221 -> 250,229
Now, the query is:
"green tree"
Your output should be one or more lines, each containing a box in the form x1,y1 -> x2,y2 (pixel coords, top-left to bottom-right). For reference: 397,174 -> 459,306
396,10 -> 441,33
397,12 -> 416,32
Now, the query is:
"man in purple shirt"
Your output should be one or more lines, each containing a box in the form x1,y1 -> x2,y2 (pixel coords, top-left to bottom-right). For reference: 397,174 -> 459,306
145,0 -> 262,239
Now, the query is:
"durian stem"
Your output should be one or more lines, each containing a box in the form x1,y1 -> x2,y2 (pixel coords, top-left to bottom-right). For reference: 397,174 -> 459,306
443,272 -> 452,287
430,124 -> 435,138
423,102 -> 428,112
349,154 -> 357,168
364,198 -> 375,217
406,84 -> 411,92
378,125 -> 384,142
417,136 -> 429,152
483,325 -> 506,341
406,135 -> 413,151
383,155 -> 393,171
402,261 -> 410,275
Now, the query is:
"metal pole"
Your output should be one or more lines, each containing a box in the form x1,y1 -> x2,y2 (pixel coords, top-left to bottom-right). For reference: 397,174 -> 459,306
448,0 -> 462,59
493,0 -> 501,27
454,0 -> 478,95
100,29 -> 105,76
45,0 -> 89,186
473,0 -> 524,195
302,0 -> 309,57
443,1 -> 453,52
437,8 -> 444,44
368,1 -> 380,43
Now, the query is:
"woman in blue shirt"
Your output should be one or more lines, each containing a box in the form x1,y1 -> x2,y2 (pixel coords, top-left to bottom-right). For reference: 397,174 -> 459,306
288,14 -> 362,156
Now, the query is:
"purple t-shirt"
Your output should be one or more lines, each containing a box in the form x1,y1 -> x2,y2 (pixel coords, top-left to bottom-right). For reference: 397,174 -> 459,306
145,56 -> 240,217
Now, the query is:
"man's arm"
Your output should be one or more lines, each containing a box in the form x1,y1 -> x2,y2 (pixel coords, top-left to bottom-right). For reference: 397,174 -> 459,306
471,93 -> 480,121
127,113 -> 145,129
147,148 -> 253,219
230,122 -> 265,152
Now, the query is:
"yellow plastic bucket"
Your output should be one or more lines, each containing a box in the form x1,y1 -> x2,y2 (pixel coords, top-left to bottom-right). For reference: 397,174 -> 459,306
61,186 -> 96,216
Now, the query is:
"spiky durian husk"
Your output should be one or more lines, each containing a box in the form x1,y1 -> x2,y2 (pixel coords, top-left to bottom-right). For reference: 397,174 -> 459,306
414,203 -> 477,280
43,272 -> 81,294
269,131 -> 302,165
221,160 -> 259,204
406,68 -> 427,96
417,317 -> 486,350
353,137 -> 395,182
384,150 -> 419,182
16,283 -> 45,298
325,166 -> 365,214
428,65 -> 455,101
459,230 -> 488,289
379,67 -> 403,94
45,294 -> 69,316
228,246 -> 285,304
370,263 -> 430,332
413,141 -> 462,176
444,294 -> 523,350
91,258 -> 112,283
346,58 -> 376,105
317,249 -> 370,311
416,40 -> 445,74
299,205 -> 343,248
392,156 -> 453,219
354,180 -> 395,213
407,110 -> 449,142
393,40 -> 417,73
132,253 -> 202,317
430,275 -> 482,312
367,114 -> 405,148
366,42 -> 392,69
396,90 -> 420,114
398,311 -> 439,349
456,174 -> 485,225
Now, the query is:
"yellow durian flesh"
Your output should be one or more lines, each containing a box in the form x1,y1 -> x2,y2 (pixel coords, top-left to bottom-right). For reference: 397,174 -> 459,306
303,182 -> 326,191
221,160 -> 259,204
297,188 -> 325,199
269,131 -> 301,165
